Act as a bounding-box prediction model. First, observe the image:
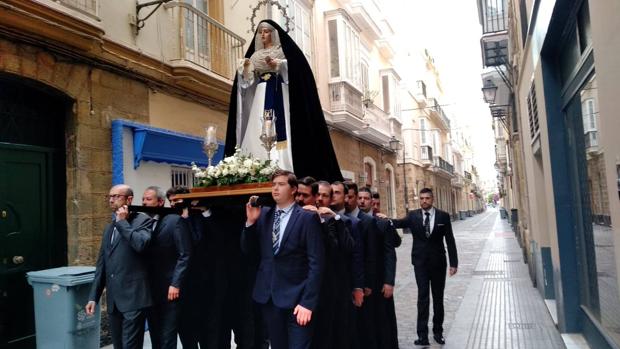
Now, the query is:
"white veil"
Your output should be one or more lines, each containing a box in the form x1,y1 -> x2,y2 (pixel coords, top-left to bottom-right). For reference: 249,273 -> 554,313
253,22 -> 281,50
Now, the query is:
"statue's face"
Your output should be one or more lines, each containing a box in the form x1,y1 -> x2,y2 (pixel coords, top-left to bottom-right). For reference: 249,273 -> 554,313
259,27 -> 273,46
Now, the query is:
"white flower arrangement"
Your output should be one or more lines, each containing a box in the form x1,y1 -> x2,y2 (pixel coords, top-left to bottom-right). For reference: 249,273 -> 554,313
192,147 -> 278,187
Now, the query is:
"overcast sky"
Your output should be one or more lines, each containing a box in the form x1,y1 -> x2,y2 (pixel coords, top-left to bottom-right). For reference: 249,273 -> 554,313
384,0 -> 498,187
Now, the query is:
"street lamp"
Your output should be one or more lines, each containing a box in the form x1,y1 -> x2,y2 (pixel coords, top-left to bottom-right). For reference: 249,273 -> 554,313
481,79 -> 498,104
389,136 -> 409,213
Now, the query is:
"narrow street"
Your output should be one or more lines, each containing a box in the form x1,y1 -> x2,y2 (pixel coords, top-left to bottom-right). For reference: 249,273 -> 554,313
395,208 -> 566,348
116,208 -> 574,349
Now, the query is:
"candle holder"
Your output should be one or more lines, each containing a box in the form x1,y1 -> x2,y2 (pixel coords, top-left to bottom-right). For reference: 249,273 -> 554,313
259,110 -> 277,161
203,124 -> 218,167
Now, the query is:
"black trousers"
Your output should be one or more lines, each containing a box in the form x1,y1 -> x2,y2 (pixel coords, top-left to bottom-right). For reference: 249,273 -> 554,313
262,301 -> 314,349
413,261 -> 447,339
357,293 -> 378,349
147,301 -> 179,349
109,308 -> 147,349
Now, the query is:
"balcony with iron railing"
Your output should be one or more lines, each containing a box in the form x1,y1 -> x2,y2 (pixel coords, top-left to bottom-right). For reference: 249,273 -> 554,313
420,145 -> 433,166
433,155 -> 454,175
464,171 -> 473,181
165,2 -> 246,80
480,0 -> 507,34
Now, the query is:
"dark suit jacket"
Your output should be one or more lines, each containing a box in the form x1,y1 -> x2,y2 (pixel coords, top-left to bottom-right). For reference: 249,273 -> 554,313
344,214 -> 365,290
241,204 -> 325,311
354,211 -> 377,289
375,217 -> 399,287
321,215 -> 355,294
89,212 -> 153,313
392,208 -> 458,269
148,214 -> 193,304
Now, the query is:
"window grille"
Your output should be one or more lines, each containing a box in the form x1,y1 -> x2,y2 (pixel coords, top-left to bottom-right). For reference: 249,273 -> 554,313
171,166 -> 195,188
527,82 -> 539,139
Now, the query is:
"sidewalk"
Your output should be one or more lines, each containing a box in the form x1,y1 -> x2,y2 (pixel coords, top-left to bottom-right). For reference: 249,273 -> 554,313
445,212 -> 567,348
394,209 -> 581,348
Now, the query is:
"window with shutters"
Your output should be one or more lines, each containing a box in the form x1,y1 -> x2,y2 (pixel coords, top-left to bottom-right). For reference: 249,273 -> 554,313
527,82 -> 539,140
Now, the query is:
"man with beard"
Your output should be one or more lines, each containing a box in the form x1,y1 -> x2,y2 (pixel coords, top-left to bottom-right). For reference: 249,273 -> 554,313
142,186 -> 192,349
344,182 -> 379,349
303,181 -> 355,349
296,176 -> 318,207
358,187 -> 400,349
388,188 -> 458,346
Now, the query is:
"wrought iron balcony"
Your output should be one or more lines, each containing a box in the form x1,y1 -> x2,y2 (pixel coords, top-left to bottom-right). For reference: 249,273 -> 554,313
464,171 -> 473,181
433,155 -> 454,174
480,0 -> 507,34
166,2 -> 245,79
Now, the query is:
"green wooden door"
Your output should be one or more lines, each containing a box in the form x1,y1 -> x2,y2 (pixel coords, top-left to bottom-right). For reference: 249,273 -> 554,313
0,144 -> 53,348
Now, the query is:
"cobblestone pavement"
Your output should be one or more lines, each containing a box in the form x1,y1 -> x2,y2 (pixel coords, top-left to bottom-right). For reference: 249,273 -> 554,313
394,208 -> 566,348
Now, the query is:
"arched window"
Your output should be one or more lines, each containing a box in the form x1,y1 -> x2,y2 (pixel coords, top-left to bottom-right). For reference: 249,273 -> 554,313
363,156 -> 377,189
385,164 -> 397,217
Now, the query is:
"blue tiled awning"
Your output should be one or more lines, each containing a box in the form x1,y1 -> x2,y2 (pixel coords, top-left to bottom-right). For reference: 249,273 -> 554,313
110,120 -> 223,184
132,127 -> 223,169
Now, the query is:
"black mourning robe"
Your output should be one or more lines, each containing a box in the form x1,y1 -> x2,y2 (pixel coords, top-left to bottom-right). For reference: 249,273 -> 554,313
225,19 -> 343,182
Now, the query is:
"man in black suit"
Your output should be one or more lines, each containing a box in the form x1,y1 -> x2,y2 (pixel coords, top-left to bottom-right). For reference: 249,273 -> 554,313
358,187 -> 400,349
166,185 -> 205,348
344,182 -> 378,349
390,188 -> 458,346
331,181 -> 364,309
242,170 -> 325,349
142,186 -> 192,349
302,180 -> 355,349
86,184 -> 153,349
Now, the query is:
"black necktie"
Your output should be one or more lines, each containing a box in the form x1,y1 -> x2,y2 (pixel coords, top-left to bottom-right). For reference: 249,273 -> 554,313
424,211 -> 431,238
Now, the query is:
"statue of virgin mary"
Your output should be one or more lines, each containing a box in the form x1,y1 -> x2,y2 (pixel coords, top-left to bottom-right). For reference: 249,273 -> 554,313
225,19 -> 343,182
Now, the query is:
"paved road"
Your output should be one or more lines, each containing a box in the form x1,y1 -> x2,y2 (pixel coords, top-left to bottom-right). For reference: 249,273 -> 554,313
394,208 -> 566,348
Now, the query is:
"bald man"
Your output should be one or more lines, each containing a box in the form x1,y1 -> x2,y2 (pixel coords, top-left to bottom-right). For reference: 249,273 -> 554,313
86,184 -> 153,349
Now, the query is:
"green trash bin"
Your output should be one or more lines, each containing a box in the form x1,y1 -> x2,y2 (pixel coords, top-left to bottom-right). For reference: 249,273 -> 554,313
27,266 -> 100,349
